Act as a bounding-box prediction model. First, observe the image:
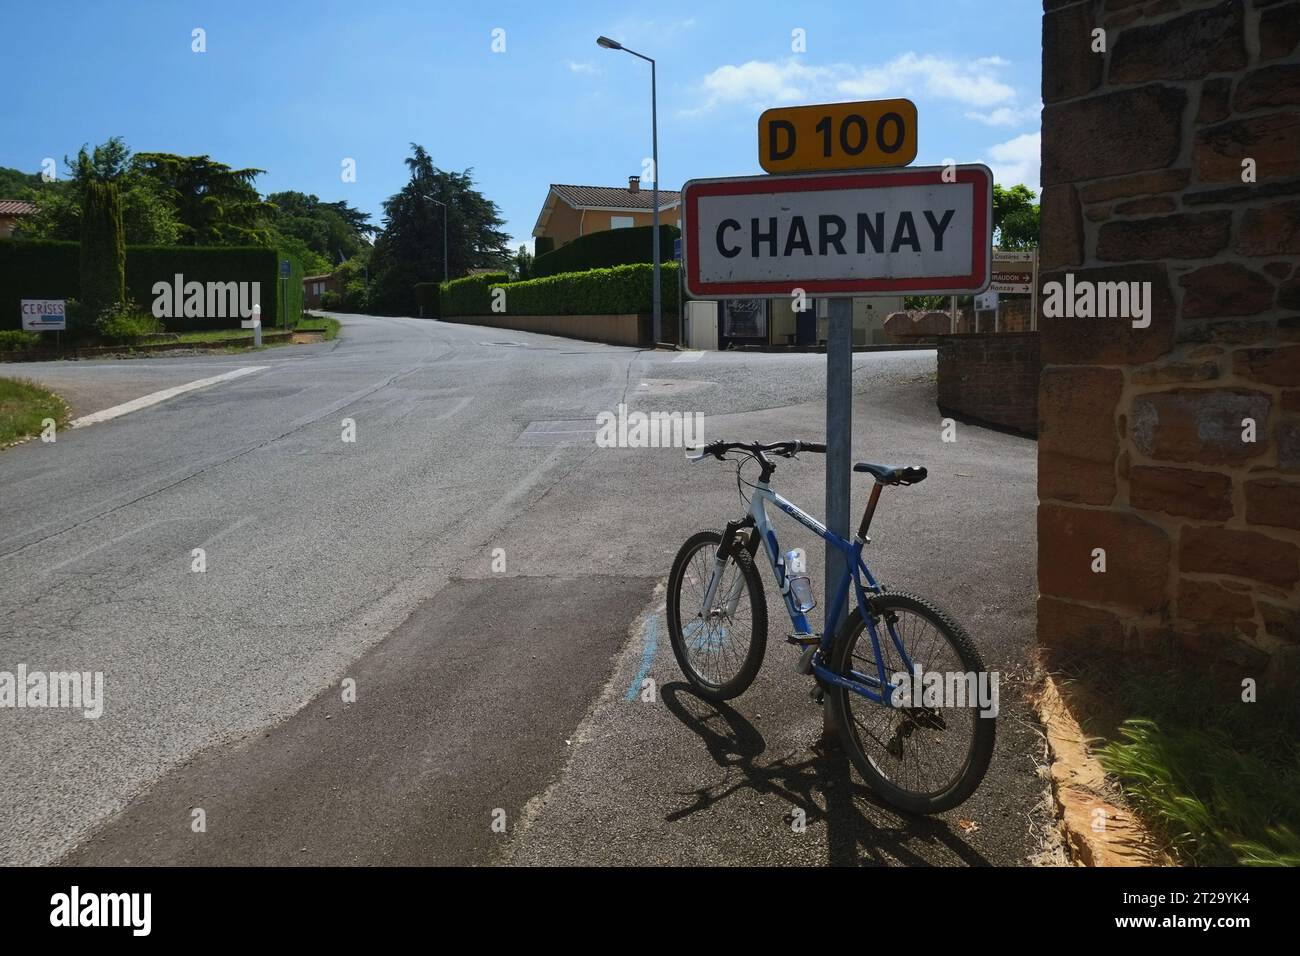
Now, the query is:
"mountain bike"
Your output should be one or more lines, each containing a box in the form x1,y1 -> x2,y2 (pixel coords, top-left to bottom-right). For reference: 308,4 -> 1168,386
667,440 -> 995,814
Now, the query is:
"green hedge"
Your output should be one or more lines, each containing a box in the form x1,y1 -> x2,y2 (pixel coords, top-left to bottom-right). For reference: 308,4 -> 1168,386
437,272 -> 508,317
441,262 -> 678,317
531,224 -> 678,279
0,239 -> 292,330
534,236 -> 555,257
0,241 -> 79,329
414,282 -> 441,318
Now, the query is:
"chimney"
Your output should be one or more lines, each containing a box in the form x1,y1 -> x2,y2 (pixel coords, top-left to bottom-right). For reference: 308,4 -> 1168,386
628,175 -> 640,193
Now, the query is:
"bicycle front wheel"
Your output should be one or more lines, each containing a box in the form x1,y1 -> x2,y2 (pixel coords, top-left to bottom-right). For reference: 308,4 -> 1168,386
829,591 -> 995,814
666,530 -> 767,701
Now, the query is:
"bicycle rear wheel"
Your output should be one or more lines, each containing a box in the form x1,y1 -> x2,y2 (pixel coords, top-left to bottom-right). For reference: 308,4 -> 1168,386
829,591 -> 995,814
666,530 -> 767,701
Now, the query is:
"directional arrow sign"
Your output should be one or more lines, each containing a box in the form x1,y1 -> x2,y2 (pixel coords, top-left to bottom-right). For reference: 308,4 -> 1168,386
682,165 -> 992,298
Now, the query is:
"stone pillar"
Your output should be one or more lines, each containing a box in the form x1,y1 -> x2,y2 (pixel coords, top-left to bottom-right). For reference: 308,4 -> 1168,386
1038,0 -> 1300,686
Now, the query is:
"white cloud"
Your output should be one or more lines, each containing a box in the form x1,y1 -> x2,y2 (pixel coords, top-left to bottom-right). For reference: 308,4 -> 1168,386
965,103 -> 1041,127
688,52 -> 1021,115
983,132 -> 1041,194
566,60 -> 600,75
691,60 -> 836,113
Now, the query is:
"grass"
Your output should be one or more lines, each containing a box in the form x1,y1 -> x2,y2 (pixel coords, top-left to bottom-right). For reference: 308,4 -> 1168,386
140,328 -> 286,345
4,318 -> 339,359
295,315 -> 341,340
1059,661 -> 1300,866
0,377 -> 70,446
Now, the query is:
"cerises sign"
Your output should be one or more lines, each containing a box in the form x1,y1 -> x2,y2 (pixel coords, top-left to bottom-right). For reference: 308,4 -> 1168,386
682,165 -> 992,298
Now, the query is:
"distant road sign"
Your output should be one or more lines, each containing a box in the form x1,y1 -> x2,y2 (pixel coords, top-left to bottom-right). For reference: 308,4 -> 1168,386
682,165 -> 992,298
280,259 -> 291,278
758,99 -> 918,174
991,248 -> 1036,293
21,299 -> 66,331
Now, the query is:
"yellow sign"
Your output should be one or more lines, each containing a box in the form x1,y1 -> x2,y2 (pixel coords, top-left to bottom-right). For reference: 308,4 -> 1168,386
758,99 -> 918,174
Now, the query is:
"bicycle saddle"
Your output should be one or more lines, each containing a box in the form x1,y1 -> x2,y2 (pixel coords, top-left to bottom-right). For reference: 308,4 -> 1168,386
853,463 -> 928,485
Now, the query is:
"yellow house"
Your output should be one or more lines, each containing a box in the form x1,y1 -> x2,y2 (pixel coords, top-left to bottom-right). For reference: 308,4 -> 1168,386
532,178 -> 681,250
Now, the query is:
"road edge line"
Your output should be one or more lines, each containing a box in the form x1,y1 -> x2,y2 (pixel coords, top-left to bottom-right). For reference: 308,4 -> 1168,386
68,366 -> 268,428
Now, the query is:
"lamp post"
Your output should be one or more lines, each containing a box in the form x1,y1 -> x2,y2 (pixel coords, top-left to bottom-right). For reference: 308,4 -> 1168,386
597,35 -> 661,346
423,193 -> 449,284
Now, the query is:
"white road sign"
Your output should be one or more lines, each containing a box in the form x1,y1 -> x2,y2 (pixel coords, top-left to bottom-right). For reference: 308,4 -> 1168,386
21,299 -> 67,331
682,165 -> 992,298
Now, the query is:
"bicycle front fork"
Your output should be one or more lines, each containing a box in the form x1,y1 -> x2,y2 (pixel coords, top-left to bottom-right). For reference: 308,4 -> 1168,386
698,518 -> 755,619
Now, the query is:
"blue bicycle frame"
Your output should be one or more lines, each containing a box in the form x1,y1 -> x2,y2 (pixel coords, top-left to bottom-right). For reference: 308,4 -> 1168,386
726,478 -> 916,706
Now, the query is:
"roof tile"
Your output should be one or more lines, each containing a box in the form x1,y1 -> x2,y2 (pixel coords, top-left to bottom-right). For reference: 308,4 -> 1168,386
549,183 -> 681,210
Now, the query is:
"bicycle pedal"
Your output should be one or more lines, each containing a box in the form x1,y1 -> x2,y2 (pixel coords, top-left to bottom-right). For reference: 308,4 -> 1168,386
796,646 -> 816,675
808,685 -> 825,706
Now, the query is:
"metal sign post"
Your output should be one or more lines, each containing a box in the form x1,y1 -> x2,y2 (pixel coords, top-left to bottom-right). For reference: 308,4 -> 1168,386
279,259 -> 291,329
674,236 -> 684,345
823,298 -> 853,738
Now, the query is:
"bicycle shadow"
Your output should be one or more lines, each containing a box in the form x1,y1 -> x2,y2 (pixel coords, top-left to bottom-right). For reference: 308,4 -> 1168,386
660,681 -> 991,867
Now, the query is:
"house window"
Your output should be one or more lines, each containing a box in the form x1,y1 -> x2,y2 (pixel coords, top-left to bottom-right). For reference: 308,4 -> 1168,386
610,216 -> 634,230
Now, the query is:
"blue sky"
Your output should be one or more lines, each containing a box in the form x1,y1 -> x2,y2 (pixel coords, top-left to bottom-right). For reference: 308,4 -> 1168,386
4,0 -> 1043,251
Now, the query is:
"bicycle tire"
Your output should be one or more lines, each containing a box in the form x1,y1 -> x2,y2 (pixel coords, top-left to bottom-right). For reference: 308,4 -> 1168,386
666,530 -> 768,701
829,591 -> 995,814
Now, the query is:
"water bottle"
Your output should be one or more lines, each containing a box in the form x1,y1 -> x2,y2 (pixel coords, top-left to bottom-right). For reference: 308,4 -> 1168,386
784,548 -> 816,612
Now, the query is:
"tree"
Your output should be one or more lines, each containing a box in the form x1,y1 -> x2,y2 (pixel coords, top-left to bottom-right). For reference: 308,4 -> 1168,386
333,251 -> 373,311
264,191 -> 373,264
79,180 -> 126,316
132,152 -> 272,245
0,166 -> 42,197
13,139 -> 181,245
993,183 -> 1039,250
367,144 -> 511,315
511,244 -> 533,281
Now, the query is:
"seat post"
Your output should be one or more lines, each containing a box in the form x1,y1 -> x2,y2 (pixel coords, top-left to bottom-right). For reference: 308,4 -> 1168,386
858,482 -> 883,539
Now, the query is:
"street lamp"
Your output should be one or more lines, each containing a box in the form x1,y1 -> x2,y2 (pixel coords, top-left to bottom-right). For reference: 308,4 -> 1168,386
597,34 -> 661,346
422,193 -> 449,284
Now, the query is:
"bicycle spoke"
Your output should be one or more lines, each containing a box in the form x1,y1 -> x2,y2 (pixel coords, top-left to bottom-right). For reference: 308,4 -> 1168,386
843,606 -> 980,802
675,540 -> 755,689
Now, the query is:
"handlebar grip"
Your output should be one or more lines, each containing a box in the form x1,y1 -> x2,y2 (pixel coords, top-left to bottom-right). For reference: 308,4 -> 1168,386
799,442 -> 827,454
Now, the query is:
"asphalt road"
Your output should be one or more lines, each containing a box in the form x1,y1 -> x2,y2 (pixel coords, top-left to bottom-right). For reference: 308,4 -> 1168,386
0,314 -> 1054,866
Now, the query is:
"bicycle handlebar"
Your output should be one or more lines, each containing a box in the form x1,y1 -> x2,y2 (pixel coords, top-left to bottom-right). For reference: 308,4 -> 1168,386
688,440 -> 827,463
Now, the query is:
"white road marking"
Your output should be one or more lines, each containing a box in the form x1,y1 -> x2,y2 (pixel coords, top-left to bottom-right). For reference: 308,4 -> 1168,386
68,366 -> 267,428
673,350 -> 705,362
